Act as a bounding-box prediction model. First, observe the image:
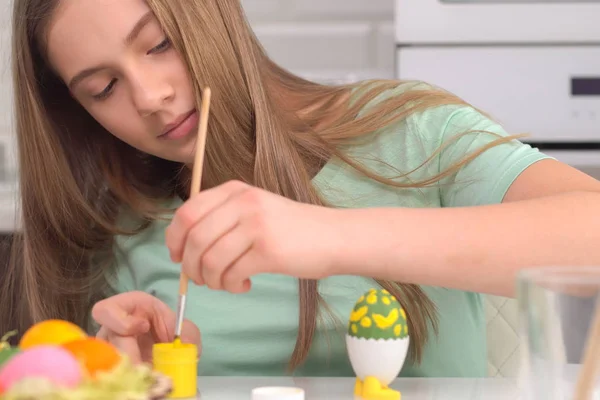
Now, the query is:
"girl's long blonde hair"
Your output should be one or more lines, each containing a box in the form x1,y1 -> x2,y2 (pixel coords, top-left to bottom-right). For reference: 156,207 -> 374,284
3,0 -> 517,367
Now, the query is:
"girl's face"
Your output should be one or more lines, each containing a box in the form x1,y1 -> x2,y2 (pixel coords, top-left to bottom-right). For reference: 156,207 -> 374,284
46,0 -> 199,163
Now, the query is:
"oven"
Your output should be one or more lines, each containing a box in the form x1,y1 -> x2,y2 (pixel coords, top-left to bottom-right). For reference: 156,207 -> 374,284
395,0 -> 600,179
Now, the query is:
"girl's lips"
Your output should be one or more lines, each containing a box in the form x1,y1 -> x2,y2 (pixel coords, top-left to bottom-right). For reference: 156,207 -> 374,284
159,110 -> 198,140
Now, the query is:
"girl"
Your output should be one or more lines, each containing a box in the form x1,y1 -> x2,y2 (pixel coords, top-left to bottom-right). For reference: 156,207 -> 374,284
3,0 -> 600,379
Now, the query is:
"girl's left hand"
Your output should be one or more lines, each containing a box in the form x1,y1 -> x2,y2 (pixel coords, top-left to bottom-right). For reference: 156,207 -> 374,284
165,180 -> 344,293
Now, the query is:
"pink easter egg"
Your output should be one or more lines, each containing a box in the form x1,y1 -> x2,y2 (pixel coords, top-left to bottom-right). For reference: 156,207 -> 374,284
0,345 -> 83,390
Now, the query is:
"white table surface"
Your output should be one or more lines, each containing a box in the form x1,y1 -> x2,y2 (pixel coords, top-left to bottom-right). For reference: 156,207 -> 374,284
191,376 -> 521,400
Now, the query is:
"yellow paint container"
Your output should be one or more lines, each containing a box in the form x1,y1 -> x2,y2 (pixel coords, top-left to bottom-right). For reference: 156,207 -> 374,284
153,342 -> 198,398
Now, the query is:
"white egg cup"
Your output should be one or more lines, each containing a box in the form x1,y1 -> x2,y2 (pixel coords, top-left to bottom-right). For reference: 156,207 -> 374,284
346,335 -> 410,400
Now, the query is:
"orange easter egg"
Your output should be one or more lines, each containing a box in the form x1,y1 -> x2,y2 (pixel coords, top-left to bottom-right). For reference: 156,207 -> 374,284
62,338 -> 121,377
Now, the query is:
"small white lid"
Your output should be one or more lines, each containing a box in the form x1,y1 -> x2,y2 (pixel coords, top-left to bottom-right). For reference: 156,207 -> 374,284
251,386 -> 305,400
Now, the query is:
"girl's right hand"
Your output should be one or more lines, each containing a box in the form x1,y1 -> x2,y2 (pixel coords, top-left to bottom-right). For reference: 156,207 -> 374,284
92,291 -> 201,364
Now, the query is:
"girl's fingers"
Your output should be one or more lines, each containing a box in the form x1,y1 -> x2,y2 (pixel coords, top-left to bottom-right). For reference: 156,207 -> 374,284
92,298 -> 151,336
92,292 -> 203,365
181,319 -> 203,357
200,225 -> 254,291
181,196 -> 243,286
189,190 -> 244,257
221,240 -> 256,294
105,331 -> 143,364
97,326 -> 144,364
95,325 -> 109,341
167,180 -> 249,262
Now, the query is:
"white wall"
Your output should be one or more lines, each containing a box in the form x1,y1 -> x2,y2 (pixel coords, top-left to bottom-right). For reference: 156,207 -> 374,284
242,0 -> 395,84
0,0 -> 16,180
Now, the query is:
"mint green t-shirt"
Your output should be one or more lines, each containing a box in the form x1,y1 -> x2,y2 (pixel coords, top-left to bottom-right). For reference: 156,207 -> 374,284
113,81 -> 551,378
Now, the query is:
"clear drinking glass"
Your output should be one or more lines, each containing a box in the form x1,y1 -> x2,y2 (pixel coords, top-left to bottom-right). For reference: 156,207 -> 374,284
518,266 -> 600,400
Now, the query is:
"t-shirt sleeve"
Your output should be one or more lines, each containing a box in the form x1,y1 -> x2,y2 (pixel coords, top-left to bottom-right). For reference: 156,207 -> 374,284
423,105 -> 553,207
110,240 -> 139,293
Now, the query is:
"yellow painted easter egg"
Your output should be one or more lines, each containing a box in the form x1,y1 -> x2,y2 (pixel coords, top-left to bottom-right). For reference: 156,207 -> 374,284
19,320 -> 87,350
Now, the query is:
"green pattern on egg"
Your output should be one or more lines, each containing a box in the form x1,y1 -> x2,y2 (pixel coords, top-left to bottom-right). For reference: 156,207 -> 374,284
347,288 -> 408,340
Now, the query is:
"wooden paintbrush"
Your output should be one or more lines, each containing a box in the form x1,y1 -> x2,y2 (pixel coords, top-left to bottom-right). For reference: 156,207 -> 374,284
173,87 -> 212,345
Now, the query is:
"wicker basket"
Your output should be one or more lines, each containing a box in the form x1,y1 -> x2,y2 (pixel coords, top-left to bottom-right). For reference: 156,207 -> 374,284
147,371 -> 173,400
0,372 -> 173,400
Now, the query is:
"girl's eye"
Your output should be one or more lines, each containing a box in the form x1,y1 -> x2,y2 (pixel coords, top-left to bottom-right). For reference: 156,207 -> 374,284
92,79 -> 117,101
149,38 -> 171,54
89,38 -> 171,101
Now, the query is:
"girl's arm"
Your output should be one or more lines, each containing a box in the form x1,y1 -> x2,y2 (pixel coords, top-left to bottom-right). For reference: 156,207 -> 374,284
337,159 -> 600,298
